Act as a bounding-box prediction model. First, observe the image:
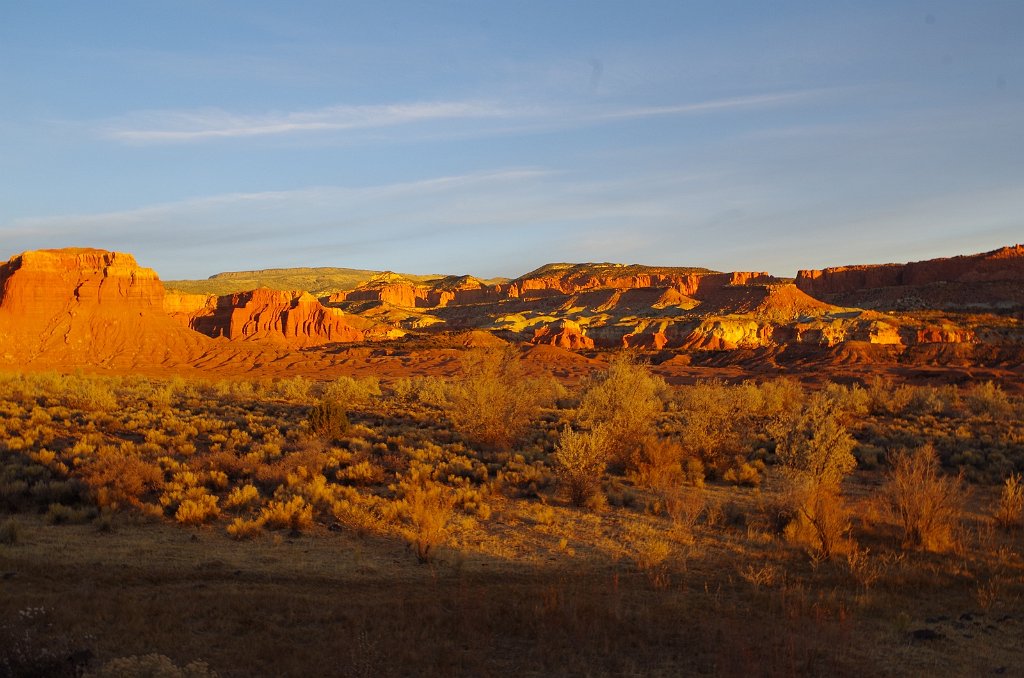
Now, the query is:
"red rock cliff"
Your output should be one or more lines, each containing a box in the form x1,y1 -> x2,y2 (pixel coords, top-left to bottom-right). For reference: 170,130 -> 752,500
796,245 -> 1024,296
169,287 -> 370,348
0,248 -> 209,366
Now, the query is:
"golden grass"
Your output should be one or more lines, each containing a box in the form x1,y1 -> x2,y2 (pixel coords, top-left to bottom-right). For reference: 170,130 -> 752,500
0,367 -> 1022,675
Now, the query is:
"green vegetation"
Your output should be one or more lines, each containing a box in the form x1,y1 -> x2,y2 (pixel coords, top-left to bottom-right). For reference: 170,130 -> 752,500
164,266 -> 445,297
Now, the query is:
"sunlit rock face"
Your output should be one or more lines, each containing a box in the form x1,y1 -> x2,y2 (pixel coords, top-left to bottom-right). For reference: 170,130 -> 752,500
167,287 -> 370,348
0,248 -> 209,367
531,319 -> 595,350
796,245 -> 1024,297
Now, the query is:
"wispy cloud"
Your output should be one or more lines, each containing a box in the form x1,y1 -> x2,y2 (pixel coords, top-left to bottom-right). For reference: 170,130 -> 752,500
591,90 -> 821,121
97,89 -> 830,145
103,101 -> 513,143
3,168 -> 556,237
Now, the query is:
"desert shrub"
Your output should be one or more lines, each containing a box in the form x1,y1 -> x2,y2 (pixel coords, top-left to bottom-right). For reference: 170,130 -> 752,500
773,392 -> 857,560
174,488 -> 220,525
822,382 -> 870,419
884,445 -> 965,552
446,347 -> 549,451
0,518 -> 20,545
682,457 -> 706,487
994,472 -> 1024,530
673,380 -> 744,471
965,381 -> 1013,420
336,460 -> 386,486
260,496 -> 314,533
85,653 -> 218,678
904,385 -> 947,416
723,456 -> 764,487
629,436 -> 685,491
272,376 -> 312,402
782,489 -> 851,560
414,376 -> 450,408
663,485 -> 705,537
226,517 -> 264,540
774,392 -> 857,491
578,352 -> 665,466
751,377 -> 804,421
321,376 -> 381,406
391,377 -> 416,401
625,523 -> 672,588
396,473 -> 454,563
308,399 -> 350,441
553,426 -> 610,507
63,374 -> 119,412
82,444 -> 163,509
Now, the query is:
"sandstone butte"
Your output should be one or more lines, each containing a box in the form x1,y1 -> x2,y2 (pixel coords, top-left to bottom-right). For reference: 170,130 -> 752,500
0,248 -> 211,368
795,244 -> 1024,296
1,245 -> 1022,378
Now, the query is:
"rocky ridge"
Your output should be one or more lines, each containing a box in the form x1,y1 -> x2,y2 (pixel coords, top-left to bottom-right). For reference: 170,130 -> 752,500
2,245 -> 1022,379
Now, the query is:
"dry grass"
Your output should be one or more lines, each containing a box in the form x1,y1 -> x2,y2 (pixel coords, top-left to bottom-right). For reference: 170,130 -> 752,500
993,472 -> 1024,530
0,368 -> 1022,676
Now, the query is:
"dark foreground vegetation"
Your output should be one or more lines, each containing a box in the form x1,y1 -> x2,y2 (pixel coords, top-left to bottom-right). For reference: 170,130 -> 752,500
1,351 -> 1022,676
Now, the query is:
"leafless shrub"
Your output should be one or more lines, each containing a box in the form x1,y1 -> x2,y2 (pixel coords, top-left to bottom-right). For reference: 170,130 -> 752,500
774,392 -> 857,560
553,425 -> 610,507
884,445 -> 965,552
993,472 -> 1024,530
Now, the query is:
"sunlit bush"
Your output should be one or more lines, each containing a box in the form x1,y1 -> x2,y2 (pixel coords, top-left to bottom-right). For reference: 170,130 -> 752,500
446,347 -> 550,451
578,352 -> 665,466
884,445 -> 964,552
553,425 -> 609,507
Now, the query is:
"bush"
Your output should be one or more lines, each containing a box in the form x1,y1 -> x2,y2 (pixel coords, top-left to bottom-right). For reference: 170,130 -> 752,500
321,376 -> 381,406
773,392 -> 857,492
308,399 -> 350,442
174,488 -> 220,525
578,352 -> 665,467
884,446 -> 964,552
774,392 -> 857,560
397,473 -> 454,564
994,473 -> 1024,530
446,347 -> 549,451
673,380 -> 744,471
223,484 -> 260,509
782,488 -> 851,561
553,426 -> 610,507
629,436 -> 685,491
45,503 -> 94,525
965,381 -> 1013,420
260,497 -> 314,533
625,523 -> 672,588
226,517 -> 264,540
723,457 -> 764,487
82,444 -> 163,509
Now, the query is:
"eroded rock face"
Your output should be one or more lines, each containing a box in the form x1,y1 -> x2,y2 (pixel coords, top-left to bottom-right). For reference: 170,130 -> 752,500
169,287 -> 369,348
795,245 -> 1024,297
0,248 -> 209,366
508,267 -> 776,299
531,319 -> 595,350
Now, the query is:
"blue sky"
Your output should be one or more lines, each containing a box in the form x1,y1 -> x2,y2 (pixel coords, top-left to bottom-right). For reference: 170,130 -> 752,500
1,1 -> 1021,279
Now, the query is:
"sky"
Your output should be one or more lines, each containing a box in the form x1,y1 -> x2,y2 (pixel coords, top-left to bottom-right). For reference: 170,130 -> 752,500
1,1 -> 1022,279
